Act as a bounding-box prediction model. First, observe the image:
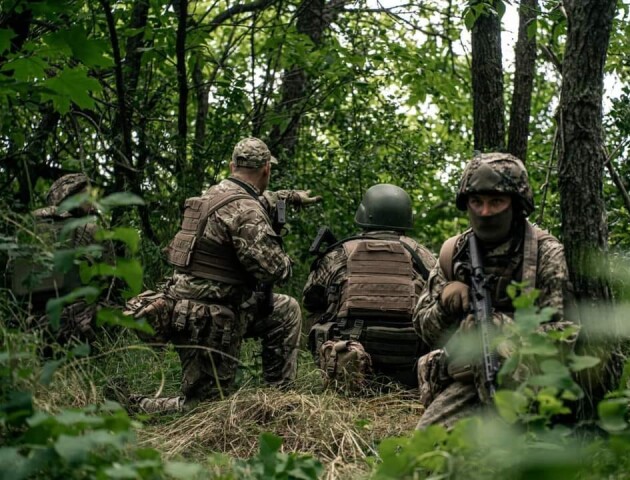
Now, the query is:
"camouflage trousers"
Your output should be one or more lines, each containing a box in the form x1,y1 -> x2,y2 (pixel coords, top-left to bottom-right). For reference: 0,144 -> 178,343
416,381 -> 481,430
134,293 -> 301,414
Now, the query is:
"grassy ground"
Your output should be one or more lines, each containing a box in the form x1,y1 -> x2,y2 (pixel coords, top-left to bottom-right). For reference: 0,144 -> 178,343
11,327 -> 424,479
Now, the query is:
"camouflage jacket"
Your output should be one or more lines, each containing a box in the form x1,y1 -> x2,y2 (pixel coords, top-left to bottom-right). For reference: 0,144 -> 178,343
167,178 -> 292,303
413,221 -> 571,348
303,230 -> 436,320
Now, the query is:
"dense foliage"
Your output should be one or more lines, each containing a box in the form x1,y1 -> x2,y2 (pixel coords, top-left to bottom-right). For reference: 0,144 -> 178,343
2,0 -> 630,478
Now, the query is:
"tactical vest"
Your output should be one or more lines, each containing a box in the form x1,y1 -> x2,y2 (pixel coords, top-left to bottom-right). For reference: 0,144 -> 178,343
11,214 -> 83,302
165,190 -> 253,284
336,238 -> 422,380
439,221 -> 553,312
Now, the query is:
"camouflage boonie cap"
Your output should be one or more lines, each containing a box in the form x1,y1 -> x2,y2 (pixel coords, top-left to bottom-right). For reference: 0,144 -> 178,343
231,137 -> 278,168
46,173 -> 89,207
455,152 -> 534,216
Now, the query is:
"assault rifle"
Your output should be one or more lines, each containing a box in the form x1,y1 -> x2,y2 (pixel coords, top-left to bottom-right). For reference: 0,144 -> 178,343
468,234 -> 500,398
257,199 -> 287,317
309,226 -> 338,256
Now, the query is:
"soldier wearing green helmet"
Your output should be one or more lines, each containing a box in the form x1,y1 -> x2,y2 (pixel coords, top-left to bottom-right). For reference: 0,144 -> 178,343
304,183 -> 436,392
413,152 -> 575,429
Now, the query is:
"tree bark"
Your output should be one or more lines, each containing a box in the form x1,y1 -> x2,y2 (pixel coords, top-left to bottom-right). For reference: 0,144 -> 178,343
471,1 -> 505,152
558,0 -> 619,418
507,0 -> 537,162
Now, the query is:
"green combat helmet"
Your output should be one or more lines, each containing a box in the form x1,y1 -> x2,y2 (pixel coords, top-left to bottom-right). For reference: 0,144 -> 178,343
455,152 -> 534,216
354,183 -> 413,231
46,173 -> 89,207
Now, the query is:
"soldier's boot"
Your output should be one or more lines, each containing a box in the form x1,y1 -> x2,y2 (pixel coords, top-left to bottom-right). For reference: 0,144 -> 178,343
131,395 -> 186,414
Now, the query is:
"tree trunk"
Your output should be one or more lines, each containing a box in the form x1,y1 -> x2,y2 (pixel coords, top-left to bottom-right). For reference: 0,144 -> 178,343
558,0 -> 619,418
471,1 -> 505,152
507,0 -> 537,162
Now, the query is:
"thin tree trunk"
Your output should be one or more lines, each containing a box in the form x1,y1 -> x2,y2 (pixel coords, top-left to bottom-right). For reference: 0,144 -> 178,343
507,0 -> 537,162
471,1 -> 505,152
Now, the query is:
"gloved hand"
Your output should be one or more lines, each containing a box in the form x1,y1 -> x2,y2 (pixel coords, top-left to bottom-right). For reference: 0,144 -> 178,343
439,281 -> 470,316
289,190 -> 322,207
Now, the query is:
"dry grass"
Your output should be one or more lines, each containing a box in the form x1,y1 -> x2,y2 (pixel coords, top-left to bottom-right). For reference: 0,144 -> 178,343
140,386 -> 423,479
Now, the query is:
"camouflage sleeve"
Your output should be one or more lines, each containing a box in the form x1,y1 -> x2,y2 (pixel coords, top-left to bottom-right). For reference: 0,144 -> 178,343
302,247 -> 346,313
413,262 -> 459,348
226,199 -> 292,284
536,236 -> 570,322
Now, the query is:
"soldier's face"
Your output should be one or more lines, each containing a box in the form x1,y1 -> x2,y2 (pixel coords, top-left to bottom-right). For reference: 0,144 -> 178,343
467,194 -> 511,217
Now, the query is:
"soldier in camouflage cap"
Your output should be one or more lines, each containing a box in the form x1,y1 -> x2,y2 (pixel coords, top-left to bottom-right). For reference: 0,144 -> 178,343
304,184 -> 436,393
119,137 -> 321,413
412,152 -> 575,429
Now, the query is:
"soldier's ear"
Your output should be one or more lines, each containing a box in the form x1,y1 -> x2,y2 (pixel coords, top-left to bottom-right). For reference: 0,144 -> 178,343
229,162 -> 236,174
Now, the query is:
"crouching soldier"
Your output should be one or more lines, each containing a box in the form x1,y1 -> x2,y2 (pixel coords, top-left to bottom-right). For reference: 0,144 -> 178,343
414,152 -> 575,429
122,137 -> 321,413
304,184 -> 436,393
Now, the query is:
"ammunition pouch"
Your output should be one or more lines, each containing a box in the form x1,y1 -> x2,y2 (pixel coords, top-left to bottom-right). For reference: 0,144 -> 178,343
319,339 -> 372,392
446,357 -> 475,384
308,321 -> 338,360
362,326 -> 419,367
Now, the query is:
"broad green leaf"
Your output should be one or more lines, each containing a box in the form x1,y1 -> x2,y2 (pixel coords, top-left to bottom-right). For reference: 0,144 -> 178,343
47,27 -> 113,67
57,192 -> 91,214
114,258 -> 144,297
99,192 -> 145,209
494,390 -> 529,424
164,461 -> 203,479
599,398 -> 628,432
59,216 -> 98,241
41,67 -> 101,114
259,432 -> 283,458
568,354 -> 601,372
0,29 -> 16,54
54,434 -> 91,464
1,56 -> 48,81
96,227 -> 140,254
39,359 -> 64,386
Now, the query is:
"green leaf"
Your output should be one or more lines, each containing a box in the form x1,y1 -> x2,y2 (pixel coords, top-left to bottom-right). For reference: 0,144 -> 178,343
568,354 -> 600,372
526,19 -> 538,40
598,398 -> 628,432
47,26 -> 113,67
40,359 -> 64,386
96,227 -> 141,254
259,432 -> 283,458
164,461 -> 203,479
60,216 -> 98,241
0,29 -> 16,54
41,67 -> 101,114
114,258 -> 144,297
57,192 -> 91,214
99,192 -> 145,210
1,56 -> 48,81
494,390 -> 529,424
54,434 -> 91,464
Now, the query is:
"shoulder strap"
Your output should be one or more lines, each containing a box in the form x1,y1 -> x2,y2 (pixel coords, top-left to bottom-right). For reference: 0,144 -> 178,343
521,221 -> 554,290
438,234 -> 461,282
197,191 -> 252,237
400,240 -> 430,281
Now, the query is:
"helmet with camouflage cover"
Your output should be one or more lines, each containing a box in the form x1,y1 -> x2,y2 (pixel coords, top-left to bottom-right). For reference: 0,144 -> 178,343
455,152 -> 534,216
46,173 -> 89,207
354,184 -> 413,231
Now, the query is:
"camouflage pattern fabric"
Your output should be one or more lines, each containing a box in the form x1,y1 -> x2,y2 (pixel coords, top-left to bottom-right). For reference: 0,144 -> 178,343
46,173 -> 89,207
319,340 -> 372,393
232,137 -> 278,167
126,178 -> 300,413
413,220 -> 573,429
455,152 -> 534,216
131,293 -> 300,413
303,230 -> 436,389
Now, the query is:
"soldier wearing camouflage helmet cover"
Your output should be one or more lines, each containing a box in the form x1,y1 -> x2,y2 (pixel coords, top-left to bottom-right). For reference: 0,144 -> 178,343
9,173 -> 113,351
120,137 -> 321,413
304,184 -> 436,392
413,152 -> 575,429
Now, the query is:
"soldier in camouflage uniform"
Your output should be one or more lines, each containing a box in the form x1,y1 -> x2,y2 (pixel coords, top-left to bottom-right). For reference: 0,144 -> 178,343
304,184 -> 436,391
123,137 -> 320,413
9,173 -> 110,349
413,152 -> 574,429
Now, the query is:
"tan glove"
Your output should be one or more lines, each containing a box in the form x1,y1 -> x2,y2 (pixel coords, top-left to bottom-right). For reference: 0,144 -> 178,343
289,189 -> 322,207
440,281 -> 470,316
